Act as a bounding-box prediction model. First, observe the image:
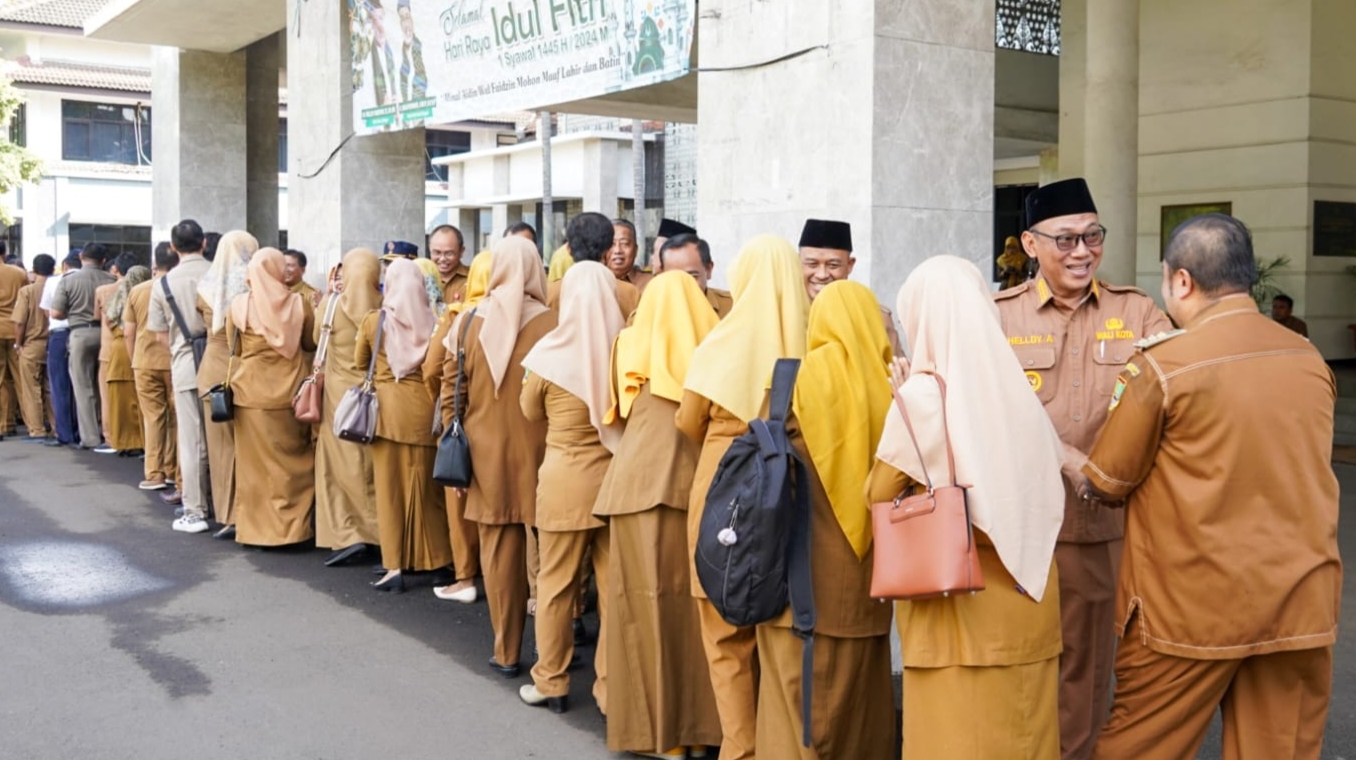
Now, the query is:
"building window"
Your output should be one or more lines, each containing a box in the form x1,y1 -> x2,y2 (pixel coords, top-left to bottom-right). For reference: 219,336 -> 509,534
61,101 -> 152,165
68,223 -> 152,265
278,230 -> 288,250
3,223 -> 21,264
996,0 -> 1060,55
425,129 -> 472,182
8,103 -> 25,147
993,184 -> 1038,279
278,118 -> 288,174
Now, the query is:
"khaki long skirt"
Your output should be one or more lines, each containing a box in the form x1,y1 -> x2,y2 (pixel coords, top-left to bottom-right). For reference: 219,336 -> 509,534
233,406 -> 315,546
314,389 -> 378,549
106,379 -> 143,451
901,657 -> 1059,760
372,438 -> 453,571
202,398 -> 237,525
755,626 -> 896,760
607,507 -> 722,753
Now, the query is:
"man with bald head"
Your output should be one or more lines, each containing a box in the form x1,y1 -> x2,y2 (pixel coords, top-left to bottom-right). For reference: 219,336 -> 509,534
1083,214 -> 1340,760
653,233 -> 732,318
797,219 -> 903,355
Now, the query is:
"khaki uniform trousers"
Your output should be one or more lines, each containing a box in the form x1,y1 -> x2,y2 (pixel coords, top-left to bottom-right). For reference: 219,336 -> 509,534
1092,622 -> 1332,760
134,369 -> 178,483
1057,540 -> 1121,760
17,339 -> 51,436
443,488 -> 481,582
531,525 -> 610,708
697,597 -> 759,760
0,338 -> 18,433
480,522 -> 529,668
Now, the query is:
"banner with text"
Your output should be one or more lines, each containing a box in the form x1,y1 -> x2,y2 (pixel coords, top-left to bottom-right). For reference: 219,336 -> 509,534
348,0 -> 695,135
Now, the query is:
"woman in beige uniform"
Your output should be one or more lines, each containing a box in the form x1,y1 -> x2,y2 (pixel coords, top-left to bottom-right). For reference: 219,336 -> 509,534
197,230 -> 258,535
441,237 -> 556,677
756,280 -> 895,759
359,258 -> 452,592
867,256 -> 1065,759
424,249 -> 492,602
314,247 -> 382,567
676,235 -> 809,760
103,265 -> 149,454
596,271 -> 723,758
517,261 -> 625,715
227,247 -> 317,547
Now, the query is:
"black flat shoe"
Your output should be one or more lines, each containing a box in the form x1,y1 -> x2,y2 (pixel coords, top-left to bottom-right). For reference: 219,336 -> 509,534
372,573 -> 405,593
487,658 -> 520,679
324,544 -> 370,567
424,567 -> 455,586
573,618 -> 589,647
213,525 -> 235,540
371,564 -> 389,576
42,438 -> 64,448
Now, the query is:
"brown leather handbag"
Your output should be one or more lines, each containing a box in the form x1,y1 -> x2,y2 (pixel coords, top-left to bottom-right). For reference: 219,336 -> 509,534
292,294 -> 340,423
869,374 -> 985,600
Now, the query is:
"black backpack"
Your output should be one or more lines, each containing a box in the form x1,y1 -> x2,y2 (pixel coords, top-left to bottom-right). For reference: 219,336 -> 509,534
694,358 -> 816,747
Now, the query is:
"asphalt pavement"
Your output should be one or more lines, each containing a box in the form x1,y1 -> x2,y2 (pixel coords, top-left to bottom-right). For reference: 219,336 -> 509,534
0,441 -> 1353,760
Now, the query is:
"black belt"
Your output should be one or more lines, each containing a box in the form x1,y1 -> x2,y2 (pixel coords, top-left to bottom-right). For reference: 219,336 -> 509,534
69,323 -> 98,329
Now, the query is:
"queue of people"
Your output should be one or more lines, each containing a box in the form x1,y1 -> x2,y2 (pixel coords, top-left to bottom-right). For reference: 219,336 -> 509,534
0,176 -> 1341,760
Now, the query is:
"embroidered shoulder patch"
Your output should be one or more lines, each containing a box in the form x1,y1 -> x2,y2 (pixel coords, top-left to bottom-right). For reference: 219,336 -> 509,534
1109,377 -> 1127,412
1134,329 -> 1186,350
1124,361 -> 1141,378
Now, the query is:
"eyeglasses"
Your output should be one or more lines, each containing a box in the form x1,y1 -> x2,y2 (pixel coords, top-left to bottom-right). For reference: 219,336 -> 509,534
1029,225 -> 1107,252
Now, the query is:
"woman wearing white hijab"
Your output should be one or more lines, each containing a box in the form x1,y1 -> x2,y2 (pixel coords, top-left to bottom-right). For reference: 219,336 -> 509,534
868,256 -> 1065,759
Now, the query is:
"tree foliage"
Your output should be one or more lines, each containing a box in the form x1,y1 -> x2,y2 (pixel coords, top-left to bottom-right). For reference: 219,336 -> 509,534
0,75 -> 43,225
1251,255 -> 1290,308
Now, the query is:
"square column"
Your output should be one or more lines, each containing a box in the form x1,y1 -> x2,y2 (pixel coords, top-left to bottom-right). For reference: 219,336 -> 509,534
696,0 -> 996,302
246,33 -> 281,248
286,0 -> 426,277
582,138 -> 619,215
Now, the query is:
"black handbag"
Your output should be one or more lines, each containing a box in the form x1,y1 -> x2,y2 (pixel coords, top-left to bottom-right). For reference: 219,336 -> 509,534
433,308 -> 475,487
333,312 -> 383,445
204,322 -> 240,423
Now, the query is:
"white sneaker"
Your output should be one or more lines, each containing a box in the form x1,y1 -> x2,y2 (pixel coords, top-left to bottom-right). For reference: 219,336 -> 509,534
93,445 -> 117,454
172,515 -> 210,534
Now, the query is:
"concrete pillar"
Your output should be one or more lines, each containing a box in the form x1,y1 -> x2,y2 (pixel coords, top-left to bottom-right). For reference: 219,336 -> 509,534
246,33 -> 281,249
1059,0 -> 1139,285
697,0 -> 995,303
491,204 -> 510,239
151,46 -> 247,241
286,0 -> 425,279
582,138 -> 619,215
1039,148 -> 1060,188
457,208 -> 480,254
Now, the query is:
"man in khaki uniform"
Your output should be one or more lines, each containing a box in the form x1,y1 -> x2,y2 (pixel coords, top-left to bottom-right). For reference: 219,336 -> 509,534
547,213 -> 640,320
429,225 -> 470,306
12,255 -> 54,439
797,219 -> 904,356
283,249 -> 321,307
608,219 -> 653,293
0,249 -> 29,438
125,245 -> 180,491
653,233 -> 733,318
993,178 -> 1172,760
1083,214 -> 1340,760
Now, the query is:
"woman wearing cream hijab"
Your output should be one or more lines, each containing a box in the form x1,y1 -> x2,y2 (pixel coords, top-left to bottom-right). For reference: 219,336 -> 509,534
439,236 -> 557,678
195,230 -> 258,537
595,271 -> 723,758
227,247 -> 318,547
867,256 -> 1065,760
676,234 -> 809,760
314,248 -> 382,568
753,279 -> 896,760
517,260 -> 625,715
425,249 -> 492,602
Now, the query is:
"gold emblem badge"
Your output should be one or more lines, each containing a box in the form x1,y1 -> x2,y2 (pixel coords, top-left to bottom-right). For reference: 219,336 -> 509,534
1025,371 -> 1043,392
1105,317 -> 1125,331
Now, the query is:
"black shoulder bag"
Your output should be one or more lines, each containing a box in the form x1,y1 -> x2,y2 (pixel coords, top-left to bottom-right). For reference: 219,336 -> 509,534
204,322 -> 240,423
161,276 -> 207,371
433,307 -> 476,487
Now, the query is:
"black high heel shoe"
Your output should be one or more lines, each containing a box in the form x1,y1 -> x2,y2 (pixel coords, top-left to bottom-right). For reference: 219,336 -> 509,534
371,573 -> 405,594
324,543 -> 370,567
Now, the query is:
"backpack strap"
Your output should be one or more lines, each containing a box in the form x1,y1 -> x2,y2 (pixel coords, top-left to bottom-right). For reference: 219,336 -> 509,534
788,452 -> 816,748
767,357 -> 799,423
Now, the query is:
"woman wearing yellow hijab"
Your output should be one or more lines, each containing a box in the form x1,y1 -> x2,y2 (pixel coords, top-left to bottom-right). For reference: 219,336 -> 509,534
594,272 -> 723,758
675,234 -> 809,760
755,280 -> 896,760
547,243 -> 572,283
424,249 -> 492,602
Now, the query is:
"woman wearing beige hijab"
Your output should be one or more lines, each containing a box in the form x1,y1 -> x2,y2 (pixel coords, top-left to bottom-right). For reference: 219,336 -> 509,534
227,247 -> 318,546
676,234 -> 809,760
358,259 -> 453,592
440,236 -> 557,677
868,256 -> 1065,759
517,260 -> 625,715
196,230 -> 258,537
314,248 -> 382,567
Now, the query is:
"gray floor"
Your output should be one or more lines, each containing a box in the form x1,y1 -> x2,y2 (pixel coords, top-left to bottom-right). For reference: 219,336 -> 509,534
0,442 -> 1352,759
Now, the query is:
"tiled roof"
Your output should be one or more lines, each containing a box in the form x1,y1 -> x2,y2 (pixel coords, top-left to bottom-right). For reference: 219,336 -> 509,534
0,0 -> 113,29
4,56 -> 150,93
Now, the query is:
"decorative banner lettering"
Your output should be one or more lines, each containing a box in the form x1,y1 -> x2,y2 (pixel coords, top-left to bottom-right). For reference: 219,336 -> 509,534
348,0 -> 695,135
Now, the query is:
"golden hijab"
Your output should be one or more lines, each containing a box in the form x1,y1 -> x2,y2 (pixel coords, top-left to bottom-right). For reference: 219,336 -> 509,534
381,259 -> 437,380
447,250 -> 492,317
338,248 -> 382,324
198,230 -> 260,334
229,247 -> 305,360
607,270 -> 719,424
876,256 -> 1064,601
522,261 -> 625,451
792,280 -> 892,559
459,236 -> 549,395
547,243 -> 573,283
683,235 -> 809,423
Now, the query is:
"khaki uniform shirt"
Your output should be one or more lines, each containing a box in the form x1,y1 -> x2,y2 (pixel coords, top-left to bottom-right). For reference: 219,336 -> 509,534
52,265 -> 115,328
0,264 -> 28,340
439,264 -> 470,307
124,280 -> 172,372
706,287 -> 734,319
148,255 -> 211,393
1083,295 -> 1341,659
14,276 -> 49,344
291,280 -> 321,308
995,277 -> 1172,543
1275,314 -> 1309,338
621,268 -> 654,294
95,283 -> 118,361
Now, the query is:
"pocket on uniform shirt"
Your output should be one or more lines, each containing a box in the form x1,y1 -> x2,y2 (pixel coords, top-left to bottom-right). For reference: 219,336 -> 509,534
1092,340 -> 1135,398
1011,345 -> 1057,403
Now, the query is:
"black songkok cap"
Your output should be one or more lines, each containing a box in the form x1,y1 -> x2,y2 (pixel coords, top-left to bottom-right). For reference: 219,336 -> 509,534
657,218 -> 696,238
798,219 -> 853,252
1025,178 -> 1098,229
